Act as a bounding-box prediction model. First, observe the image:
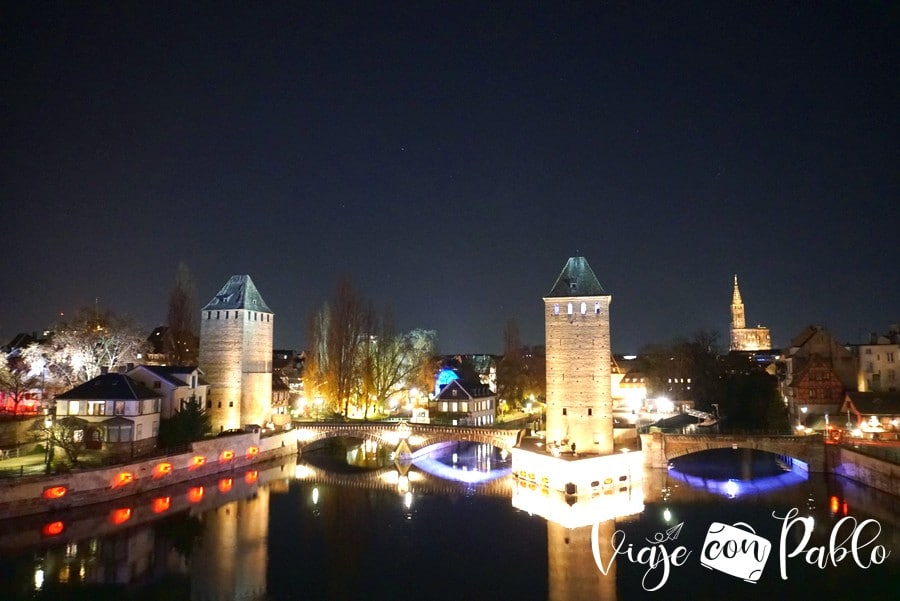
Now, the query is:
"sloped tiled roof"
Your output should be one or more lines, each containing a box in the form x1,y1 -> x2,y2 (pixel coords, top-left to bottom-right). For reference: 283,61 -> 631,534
842,392 -> 900,415
202,275 -> 272,313
131,365 -> 208,387
546,256 -> 607,298
56,373 -> 162,401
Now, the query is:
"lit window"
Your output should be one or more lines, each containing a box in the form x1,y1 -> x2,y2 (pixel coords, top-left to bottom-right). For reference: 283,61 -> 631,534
580,302 -> 587,314
553,303 -> 559,315
594,302 -> 600,314
567,303 -> 573,315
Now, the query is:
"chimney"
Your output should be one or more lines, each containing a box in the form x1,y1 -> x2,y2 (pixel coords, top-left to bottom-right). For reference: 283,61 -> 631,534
126,363 -> 134,371
100,366 -> 108,375
118,365 -> 127,374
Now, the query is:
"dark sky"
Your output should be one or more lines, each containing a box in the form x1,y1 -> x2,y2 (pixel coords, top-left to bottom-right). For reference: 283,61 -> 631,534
3,2 -> 898,354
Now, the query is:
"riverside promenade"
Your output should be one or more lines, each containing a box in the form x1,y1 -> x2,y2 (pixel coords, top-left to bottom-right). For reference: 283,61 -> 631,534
0,429 -> 296,518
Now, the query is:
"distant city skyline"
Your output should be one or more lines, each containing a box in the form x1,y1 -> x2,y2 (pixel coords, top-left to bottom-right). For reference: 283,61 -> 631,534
3,4 -> 897,354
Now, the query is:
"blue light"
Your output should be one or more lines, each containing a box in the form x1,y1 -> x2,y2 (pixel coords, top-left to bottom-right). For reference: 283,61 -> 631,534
435,368 -> 459,394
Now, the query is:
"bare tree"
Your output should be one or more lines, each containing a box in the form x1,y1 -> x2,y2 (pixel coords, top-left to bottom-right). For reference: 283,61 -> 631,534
307,279 -> 372,418
165,261 -> 199,365
496,318 -> 529,409
363,310 -> 435,419
23,307 -> 149,389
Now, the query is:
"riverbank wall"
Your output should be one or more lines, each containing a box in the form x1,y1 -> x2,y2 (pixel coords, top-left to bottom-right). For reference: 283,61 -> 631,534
0,429 -> 298,518
825,444 -> 900,497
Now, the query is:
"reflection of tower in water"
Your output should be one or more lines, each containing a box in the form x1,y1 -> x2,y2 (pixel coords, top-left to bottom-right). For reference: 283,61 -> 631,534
548,519 -> 617,601
190,487 -> 269,601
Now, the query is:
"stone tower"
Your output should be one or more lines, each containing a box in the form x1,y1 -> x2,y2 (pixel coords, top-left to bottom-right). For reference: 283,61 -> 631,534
199,275 -> 273,432
729,274 -> 771,351
544,256 -> 613,455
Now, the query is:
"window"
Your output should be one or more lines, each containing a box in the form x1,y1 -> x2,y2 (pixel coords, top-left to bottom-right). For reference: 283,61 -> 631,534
206,400 -> 212,409
588,408 -> 593,416
68,401 -> 80,415
114,401 -> 125,416
152,421 -> 159,436
87,401 -> 105,416
216,311 -> 220,319
567,303 -> 573,315
229,401 -> 234,407
562,408 -> 567,416
136,423 -> 143,438
217,402 -> 222,408
553,303 -> 559,315
107,423 -> 133,443
580,302 -> 587,314
594,302 -> 600,314
153,381 -> 161,388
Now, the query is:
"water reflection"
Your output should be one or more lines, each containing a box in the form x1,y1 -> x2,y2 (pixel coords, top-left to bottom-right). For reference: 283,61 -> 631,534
0,453 -> 897,601
412,441 -> 511,483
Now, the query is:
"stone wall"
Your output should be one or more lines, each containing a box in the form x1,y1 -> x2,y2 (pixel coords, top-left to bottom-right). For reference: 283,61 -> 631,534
544,296 -> 613,454
826,445 -> 900,497
0,429 -> 298,518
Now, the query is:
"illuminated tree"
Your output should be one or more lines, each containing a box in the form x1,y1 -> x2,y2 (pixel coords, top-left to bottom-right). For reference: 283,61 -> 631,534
158,396 -> 212,447
0,354 -> 40,414
362,314 -> 435,419
30,415 -> 89,467
23,307 -> 149,389
496,319 -> 529,409
307,279 -> 372,417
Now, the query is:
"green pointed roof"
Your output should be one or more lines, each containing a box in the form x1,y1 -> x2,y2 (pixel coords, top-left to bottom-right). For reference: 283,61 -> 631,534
546,256 -> 607,298
202,275 -> 272,313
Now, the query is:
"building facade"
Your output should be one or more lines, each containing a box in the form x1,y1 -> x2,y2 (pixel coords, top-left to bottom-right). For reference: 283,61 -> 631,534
853,325 -> 900,393
543,256 -> 613,455
126,365 -> 209,419
199,275 -> 274,432
428,379 -> 496,426
54,372 -> 162,457
729,275 -> 771,351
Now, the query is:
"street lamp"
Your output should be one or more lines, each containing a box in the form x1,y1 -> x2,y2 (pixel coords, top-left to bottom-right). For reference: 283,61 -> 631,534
44,410 -> 53,473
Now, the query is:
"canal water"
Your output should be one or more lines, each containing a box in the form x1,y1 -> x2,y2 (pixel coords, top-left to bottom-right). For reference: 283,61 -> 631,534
0,443 -> 896,600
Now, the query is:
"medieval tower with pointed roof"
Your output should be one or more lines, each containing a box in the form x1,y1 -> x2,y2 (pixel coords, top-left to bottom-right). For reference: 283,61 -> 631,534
544,256 -> 613,455
199,275 -> 274,432
729,275 -> 771,351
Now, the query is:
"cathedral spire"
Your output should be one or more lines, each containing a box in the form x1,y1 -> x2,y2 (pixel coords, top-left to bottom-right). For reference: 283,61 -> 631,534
731,274 -> 745,330
732,274 -> 743,305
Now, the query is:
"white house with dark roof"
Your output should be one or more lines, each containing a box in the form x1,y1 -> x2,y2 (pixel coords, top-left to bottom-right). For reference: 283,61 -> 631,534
54,372 -> 162,457
126,365 -> 210,419
429,379 -> 496,426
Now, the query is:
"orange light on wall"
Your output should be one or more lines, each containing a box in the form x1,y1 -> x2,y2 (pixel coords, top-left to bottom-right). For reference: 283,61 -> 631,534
244,470 -> 259,484
110,508 -> 132,525
152,496 -> 171,514
218,478 -> 233,493
42,521 -> 65,536
42,485 -> 68,499
246,446 -> 259,458
189,456 -> 207,470
220,449 -> 235,462
830,495 -> 840,514
842,501 -> 849,516
188,486 -> 204,503
153,462 -> 173,478
112,472 -> 135,488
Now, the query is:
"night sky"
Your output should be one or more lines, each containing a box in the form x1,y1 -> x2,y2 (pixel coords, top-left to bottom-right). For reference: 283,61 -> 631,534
3,3 -> 897,354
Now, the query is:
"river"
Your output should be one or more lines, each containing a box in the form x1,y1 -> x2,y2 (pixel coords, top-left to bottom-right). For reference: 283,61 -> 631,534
0,443 -> 896,600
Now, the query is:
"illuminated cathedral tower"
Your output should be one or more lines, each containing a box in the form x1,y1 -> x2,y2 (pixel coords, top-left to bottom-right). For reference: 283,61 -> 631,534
544,256 -> 613,455
729,274 -> 771,351
199,275 -> 273,432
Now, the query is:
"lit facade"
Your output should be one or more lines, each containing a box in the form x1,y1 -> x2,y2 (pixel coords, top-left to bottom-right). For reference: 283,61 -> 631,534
544,256 -> 613,454
729,275 -> 771,351
199,275 -> 274,432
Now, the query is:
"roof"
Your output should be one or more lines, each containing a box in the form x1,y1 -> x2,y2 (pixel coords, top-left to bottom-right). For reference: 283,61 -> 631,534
130,365 -> 208,387
546,256 -> 607,298
201,274 -> 272,313
436,379 -> 495,400
842,392 -> 900,416
55,373 -> 162,401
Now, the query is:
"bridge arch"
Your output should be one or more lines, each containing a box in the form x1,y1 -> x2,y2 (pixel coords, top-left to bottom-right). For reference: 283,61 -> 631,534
641,431 -> 825,472
292,422 -> 522,457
